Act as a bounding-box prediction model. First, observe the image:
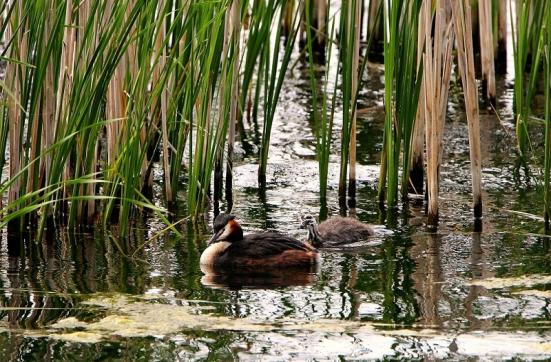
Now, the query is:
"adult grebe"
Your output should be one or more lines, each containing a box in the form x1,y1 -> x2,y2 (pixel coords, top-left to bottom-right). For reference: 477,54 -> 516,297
300,215 -> 374,247
200,214 -> 319,268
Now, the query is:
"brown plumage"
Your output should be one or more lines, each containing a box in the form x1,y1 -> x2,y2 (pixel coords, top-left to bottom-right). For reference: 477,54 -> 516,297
300,215 -> 374,247
201,214 -> 319,269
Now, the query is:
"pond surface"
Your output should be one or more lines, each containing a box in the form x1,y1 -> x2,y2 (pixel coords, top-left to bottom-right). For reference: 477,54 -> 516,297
1,46 -> 551,361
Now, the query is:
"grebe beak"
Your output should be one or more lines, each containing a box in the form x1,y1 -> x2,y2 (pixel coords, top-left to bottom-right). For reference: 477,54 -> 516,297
207,229 -> 224,245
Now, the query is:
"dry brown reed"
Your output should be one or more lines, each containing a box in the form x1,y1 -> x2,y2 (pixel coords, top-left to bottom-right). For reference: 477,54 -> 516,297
367,0 -> 382,45
283,0 -> 296,37
422,0 -> 454,228
478,0 -> 496,101
451,0 -> 483,223
409,0 -> 430,196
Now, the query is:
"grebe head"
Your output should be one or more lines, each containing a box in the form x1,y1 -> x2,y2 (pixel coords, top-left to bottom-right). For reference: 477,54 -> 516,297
208,213 -> 244,245
299,215 -> 317,229
300,215 -> 323,247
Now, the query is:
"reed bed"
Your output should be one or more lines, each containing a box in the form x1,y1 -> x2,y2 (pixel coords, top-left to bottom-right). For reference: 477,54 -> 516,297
511,0 -> 547,157
478,0 -> 496,102
451,0 -> 482,223
0,0 -> 550,235
511,0 -> 551,225
544,3 -> 551,229
337,0 -> 362,202
257,1 -> 301,186
0,0 -> 240,234
422,1 -> 454,228
304,0 -> 336,202
378,0 -> 423,208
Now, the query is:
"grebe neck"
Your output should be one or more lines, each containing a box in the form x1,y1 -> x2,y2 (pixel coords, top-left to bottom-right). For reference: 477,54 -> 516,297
307,223 -> 324,247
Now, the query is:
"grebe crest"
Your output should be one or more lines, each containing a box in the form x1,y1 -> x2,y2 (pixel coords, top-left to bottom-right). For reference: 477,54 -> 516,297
208,213 -> 243,244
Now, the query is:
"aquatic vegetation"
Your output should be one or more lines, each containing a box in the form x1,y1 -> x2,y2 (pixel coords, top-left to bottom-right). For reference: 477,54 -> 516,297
304,0 -> 337,201
0,293 -> 542,358
0,0 -> 551,360
257,1 -> 302,187
378,0 -> 423,208
450,0 -> 483,223
511,0 -> 548,157
544,5 -> 551,228
0,0 -> 550,234
466,274 -> 551,289
337,0 -> 362,202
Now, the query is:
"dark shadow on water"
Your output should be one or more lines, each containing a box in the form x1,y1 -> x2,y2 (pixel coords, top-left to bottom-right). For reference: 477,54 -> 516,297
411,233 -> 443,328
200,264 -> 319,290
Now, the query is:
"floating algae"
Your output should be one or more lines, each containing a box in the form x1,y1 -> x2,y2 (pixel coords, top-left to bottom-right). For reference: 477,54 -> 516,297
41,293 -> 551,360
466,275 -> 551,289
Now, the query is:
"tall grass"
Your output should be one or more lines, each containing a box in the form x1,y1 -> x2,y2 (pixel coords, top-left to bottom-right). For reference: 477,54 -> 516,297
511,0 -> 547,157
338,0 -> 362,202
544,3 -> 551,229
258,0 -> 301,186
214,0 -> 242,207
0,1 -> 238,234
452,0 -> 483,224
304,0 -> 337,201
0,0 -> 309,233
478,0 -> 496,102
511,0 -> 550,228
0,0 -> 549,235
378,0 -> 422,208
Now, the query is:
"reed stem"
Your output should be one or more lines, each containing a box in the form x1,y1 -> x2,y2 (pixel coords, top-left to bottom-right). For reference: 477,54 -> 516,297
544,4 -> 551,229
452,0 -> 483,223
348,0 -> 361,200
478,0 -> 496,103
423,0 -> 454,228
226,0 -> 241,206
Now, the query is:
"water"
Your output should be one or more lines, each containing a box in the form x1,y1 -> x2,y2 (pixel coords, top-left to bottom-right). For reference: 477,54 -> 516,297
1,44 -> 551,362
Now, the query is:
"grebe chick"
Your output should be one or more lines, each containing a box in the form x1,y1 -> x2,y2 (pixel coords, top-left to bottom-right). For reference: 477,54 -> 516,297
200,214 -> 319,268
300,215 -> 374,247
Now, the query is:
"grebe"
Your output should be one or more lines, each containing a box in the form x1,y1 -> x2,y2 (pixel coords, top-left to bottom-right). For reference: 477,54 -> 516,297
200,214 -> 319,268
300,215 -> 374,247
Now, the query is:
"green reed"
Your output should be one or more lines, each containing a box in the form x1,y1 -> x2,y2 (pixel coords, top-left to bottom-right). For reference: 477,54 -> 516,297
304,1 -> 337,201
511,0 -> 547,157
0,0 -> 237,235
258,0 -> 301,186
544,4 -> 551,228
338,0 -> 361,201
0,0 -> 313,234
238,0 -> 274,144
378,0 -> 422,208
185,2 -> 235,217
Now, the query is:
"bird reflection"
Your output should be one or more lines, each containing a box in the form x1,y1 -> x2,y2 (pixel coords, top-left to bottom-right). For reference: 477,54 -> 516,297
200,263 -> 319,290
